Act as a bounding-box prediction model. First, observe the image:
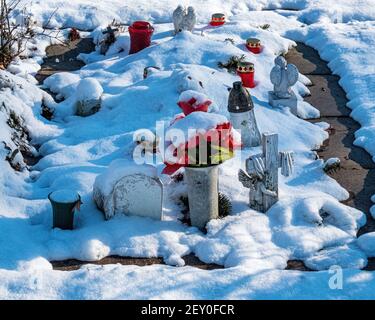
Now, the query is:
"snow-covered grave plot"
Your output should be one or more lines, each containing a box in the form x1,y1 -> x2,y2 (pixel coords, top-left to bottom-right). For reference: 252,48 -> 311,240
1,0 -> 375,299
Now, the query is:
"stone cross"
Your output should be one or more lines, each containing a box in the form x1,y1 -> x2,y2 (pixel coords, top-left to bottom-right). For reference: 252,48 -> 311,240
238,133 -> 293,213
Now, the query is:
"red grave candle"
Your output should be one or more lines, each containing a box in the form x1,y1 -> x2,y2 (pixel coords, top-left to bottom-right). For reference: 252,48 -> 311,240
128,21 -> 154,54
246,38 -> 262,54
210,13 -> 226,26
237,62 -> 255,88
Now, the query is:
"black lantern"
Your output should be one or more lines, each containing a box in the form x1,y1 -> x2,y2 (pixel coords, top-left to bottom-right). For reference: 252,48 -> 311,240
228,81 -> 254,113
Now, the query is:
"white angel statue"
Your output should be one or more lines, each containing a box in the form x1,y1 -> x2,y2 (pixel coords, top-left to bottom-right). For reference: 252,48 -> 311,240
270,56 -> 299,99
172,5 -> 196,34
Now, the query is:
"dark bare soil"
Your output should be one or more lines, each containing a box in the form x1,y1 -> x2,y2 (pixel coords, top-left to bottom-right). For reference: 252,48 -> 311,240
52,254 -> 223,271
35,38 -> 95,84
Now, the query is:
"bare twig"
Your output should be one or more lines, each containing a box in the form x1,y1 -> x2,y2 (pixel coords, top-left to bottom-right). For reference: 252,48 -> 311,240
0,0 -> 64,68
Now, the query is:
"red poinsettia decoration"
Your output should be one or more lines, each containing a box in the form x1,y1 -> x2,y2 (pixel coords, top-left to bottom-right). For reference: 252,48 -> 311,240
162,112 -> 240,175
177,90 -> 212,116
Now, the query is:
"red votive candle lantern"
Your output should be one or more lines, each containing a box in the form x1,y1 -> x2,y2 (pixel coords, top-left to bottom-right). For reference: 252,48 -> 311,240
246,38 -> 262,54
237,61 -> 255,88
210,13 -> 226,26
128,21 -> 154,54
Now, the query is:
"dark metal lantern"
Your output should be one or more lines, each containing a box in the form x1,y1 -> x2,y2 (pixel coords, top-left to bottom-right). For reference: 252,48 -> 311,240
228,81 -> 254,113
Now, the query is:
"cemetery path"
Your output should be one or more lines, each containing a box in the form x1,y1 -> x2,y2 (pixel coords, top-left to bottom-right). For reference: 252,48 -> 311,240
286,42 -> 375,238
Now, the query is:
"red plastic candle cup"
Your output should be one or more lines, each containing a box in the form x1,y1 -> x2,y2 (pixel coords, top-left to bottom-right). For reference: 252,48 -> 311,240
246,38 -> 262,54
210,13 -> 226,26
128,21 -> 154,54
237,62 -> 255,88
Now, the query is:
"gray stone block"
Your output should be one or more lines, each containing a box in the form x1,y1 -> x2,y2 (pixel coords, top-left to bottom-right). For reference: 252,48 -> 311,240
269,91 -> 298,115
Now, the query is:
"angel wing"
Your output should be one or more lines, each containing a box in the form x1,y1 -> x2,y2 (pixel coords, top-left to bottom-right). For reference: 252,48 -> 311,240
286,64 -> 299,86
186,7 -> 196,31
279,151 -> 294,177
247,155 -> 265,179
173,6 -> 184,33
238,169 -> 253,189
270,65 -> 282,86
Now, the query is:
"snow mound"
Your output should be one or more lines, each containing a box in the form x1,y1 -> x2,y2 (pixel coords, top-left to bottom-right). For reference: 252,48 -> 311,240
269,195 -> 365,259
179,90 -> 210,104
167,112 -> 229,139
49,190 -> 80,203
304,245 -> 367,271
358,233 -> 375,257
76,78 -> 103,102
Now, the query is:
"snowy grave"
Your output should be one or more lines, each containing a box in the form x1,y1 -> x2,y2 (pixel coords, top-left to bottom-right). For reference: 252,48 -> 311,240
93,161 -> 163,220
239,133 -> 294,212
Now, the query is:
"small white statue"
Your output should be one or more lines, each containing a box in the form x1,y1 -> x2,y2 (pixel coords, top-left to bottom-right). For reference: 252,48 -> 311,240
270,56 -> 299,99
172,5 -> 196,34
269,56 -> 299,115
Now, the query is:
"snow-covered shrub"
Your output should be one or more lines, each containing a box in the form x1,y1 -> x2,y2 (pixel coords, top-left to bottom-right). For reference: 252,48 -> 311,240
0,1 -> 37,68
0,71 -> 41,170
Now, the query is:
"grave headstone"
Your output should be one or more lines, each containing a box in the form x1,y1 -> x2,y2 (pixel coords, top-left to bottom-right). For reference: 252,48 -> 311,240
93,163 -> 163,220
76,78 -> 103,117
112,173 -> 163,220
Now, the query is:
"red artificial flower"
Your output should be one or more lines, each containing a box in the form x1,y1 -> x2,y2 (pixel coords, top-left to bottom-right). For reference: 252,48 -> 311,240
177,97 -> 212,116
162,122 -> 240,175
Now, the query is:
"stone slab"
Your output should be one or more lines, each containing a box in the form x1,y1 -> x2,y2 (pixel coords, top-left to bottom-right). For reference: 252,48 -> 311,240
304,75 -> 351,117
269,91 -> 298,114
285,42 -> 331,75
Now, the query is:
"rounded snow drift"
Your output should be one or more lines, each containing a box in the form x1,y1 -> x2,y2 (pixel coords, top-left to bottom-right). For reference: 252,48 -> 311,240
76,78 -> 103,117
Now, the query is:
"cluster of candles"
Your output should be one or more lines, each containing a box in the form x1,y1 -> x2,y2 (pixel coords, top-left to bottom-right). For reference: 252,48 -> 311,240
208,14 -> 262,88
128,14 -> 263,91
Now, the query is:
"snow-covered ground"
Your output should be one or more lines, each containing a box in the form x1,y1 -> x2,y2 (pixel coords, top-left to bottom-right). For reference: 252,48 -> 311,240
1,0 -> 375,299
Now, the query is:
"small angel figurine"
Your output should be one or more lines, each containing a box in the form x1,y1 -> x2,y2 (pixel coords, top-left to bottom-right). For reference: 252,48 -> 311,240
270,56 -> 299,99
172,5 -> 196,34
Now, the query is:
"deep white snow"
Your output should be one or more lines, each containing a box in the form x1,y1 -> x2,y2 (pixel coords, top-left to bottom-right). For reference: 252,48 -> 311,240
1,0 -> 375,299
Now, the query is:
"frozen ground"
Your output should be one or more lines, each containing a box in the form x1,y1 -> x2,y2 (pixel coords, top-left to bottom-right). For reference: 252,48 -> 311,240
1,0 -> 375,299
